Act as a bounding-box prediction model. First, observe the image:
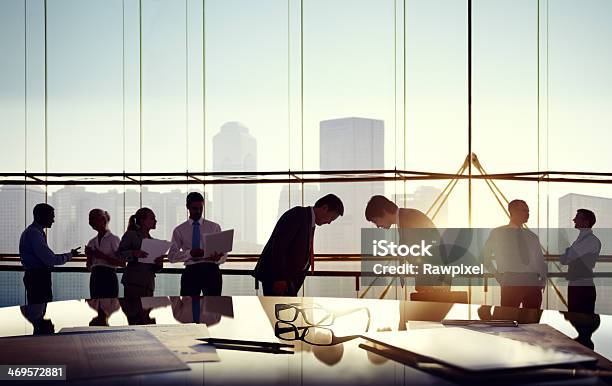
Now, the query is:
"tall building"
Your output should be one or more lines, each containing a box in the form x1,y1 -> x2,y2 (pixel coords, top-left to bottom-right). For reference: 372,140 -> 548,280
0,185 -> 45,306
0,185 -> 45,254
277,185 -> 320,218
318,117 -> 385,253
558,193 -> 612,229
213,122 -> 257,251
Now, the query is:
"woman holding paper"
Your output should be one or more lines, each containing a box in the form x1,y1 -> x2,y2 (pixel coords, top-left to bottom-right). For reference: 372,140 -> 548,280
119,207 -> 164,298
85,209 -> 125,299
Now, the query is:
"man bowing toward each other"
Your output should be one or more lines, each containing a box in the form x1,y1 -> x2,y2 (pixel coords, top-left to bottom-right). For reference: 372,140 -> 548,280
254,194 -> 344,296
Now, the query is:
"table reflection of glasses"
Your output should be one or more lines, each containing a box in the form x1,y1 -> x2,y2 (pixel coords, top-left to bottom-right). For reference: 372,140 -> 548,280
275,322 -> 364,346
275,303 -> 371,327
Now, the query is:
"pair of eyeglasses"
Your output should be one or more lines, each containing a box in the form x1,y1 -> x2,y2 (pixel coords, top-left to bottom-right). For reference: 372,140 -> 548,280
275,303 -> 334,326
274,321 -> 362,346
275,303 -> 372,328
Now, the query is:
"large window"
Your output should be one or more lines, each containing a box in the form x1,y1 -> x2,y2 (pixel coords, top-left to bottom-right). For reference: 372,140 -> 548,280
1,0 -> 611,306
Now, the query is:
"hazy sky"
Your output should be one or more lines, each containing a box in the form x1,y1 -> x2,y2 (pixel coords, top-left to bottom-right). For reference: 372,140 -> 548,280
1,0 -> 611,243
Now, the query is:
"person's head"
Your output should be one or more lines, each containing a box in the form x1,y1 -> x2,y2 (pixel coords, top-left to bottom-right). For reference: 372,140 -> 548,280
574,209 -> 596,229
89,209 -> 110,233
127,207 -> 156,232
365,195 -> 398,229
33,203 -> 55,228
508,199 -> 529,225
313,194 -> 344,226
186,192 -> 205,221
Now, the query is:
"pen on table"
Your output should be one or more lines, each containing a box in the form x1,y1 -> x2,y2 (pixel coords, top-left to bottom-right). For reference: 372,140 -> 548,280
441,319 -> 518,327
417,363 -> 612,379
198,337 -> 294,348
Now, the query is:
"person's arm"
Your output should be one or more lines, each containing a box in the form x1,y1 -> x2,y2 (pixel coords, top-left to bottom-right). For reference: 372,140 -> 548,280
167,227 -> 191,263
536,243 -> 548,282
30,229 -> 72,266
559,236 -> 598,264
118,231 -> 146,262
85,239 -> 94,271
481,231 -> 500,283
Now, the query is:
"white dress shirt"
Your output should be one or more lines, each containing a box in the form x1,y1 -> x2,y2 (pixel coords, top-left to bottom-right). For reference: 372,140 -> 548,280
167,218 -> 227,266
482,225 -> 548,282
86,230 -> 121,269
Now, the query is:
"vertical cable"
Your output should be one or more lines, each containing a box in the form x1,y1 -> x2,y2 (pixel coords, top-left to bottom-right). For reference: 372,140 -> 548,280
467,0 -> 472,227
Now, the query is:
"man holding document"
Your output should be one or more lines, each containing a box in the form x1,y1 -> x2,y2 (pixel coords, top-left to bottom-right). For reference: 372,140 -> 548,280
168,192 -> 228,296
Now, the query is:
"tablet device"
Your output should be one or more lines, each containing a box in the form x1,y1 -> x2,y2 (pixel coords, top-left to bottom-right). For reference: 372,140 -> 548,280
203,229 -> 234,258
362,327 -> 596,372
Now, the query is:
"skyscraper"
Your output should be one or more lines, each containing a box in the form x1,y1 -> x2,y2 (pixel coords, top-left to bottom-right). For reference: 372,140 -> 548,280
277,185 -> 319,218
558,193 -> 612,229
318,117 -> 385,253
213,122 -> 257,252
0,185 -> 45,254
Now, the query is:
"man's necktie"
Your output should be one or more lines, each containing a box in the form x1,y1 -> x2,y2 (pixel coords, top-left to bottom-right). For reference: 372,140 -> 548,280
191,296 -> 200,324
517,228 -> 529,265
310,226 -> 315,272
192,221 -> 201,250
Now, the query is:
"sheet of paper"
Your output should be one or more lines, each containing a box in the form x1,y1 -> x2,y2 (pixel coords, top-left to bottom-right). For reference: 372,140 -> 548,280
203,229 -> 234,258
0,329 -> 189,380
60,323 -> 219,363
139,238 -> 172,264
362,327 -> 596,372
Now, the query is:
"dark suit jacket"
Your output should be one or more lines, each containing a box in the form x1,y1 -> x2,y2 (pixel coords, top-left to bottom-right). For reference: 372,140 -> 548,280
253,206 -> 313,282
398,208 -> 436,229
397,208 -> 449,288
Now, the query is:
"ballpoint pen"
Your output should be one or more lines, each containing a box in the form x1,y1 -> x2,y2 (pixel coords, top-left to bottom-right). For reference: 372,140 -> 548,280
441,319 -> 518,327
198,337 -> 294,348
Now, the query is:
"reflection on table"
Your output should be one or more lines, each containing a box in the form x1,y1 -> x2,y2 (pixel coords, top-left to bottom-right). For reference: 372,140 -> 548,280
1,296 -> 611,385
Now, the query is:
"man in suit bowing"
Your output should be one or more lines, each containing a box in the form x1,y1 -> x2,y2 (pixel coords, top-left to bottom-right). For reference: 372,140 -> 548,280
254,194 -> 344,296
365,195 -> 449,291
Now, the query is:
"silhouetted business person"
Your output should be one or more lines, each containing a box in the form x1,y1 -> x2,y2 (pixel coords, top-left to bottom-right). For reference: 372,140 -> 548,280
365,195 -> 448,291
19,203 -> 80,304
118,207 -> 163,298
560,209 -> 600,314
168,192 -> 226,296
254,194 -> 344,296
85,209 -> 125,299
482,200 -> 547,309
